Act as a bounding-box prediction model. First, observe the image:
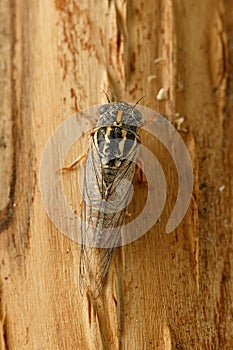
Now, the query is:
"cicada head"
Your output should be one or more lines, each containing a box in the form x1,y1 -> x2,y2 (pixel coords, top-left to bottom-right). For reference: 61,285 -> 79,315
97,101 -> 142,133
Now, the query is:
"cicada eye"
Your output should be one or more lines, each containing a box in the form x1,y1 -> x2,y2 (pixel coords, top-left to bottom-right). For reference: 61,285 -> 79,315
99,104 -> 110,115
133,109 -> 142,121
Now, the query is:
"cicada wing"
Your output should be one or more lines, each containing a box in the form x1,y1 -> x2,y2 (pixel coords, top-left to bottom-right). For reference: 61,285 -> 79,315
79,243 -> 116,298
79,137 -> 139,297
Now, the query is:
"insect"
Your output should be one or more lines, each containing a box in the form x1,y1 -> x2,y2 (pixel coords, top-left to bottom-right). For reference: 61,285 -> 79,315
63,101 -> 142,298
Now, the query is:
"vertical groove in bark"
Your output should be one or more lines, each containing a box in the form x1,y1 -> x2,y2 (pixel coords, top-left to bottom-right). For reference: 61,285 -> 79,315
0,0 -> 15,229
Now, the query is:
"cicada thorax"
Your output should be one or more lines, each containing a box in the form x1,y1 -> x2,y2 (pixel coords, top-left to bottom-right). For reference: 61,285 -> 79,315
93,125 -> 139,181
93,101 -> 142,179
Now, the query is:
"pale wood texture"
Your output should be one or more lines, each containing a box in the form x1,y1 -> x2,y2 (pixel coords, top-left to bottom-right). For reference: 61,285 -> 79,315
1,0 -> 233,349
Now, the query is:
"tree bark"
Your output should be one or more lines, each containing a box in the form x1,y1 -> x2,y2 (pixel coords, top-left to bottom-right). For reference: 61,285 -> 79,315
0,0 -> 233,349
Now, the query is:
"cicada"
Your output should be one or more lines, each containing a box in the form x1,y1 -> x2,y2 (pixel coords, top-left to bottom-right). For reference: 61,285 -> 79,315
64,101 -> 142,298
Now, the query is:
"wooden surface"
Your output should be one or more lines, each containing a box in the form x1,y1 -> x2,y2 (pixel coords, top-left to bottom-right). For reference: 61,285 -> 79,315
1,0 -> 233,349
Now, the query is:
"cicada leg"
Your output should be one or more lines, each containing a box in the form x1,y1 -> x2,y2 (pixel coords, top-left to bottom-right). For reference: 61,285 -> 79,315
56,154 -> 87,208
140,116 -> 157,128
58,153 -> 86,172
136,159 -> 147,184
125,210 -> 132,218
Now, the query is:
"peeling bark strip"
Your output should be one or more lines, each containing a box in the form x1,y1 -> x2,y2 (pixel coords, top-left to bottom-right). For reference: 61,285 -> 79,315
0,279 -> 8,350
0,0 -> 233,349
0,0 -> 35,247
0,0 -> 15,230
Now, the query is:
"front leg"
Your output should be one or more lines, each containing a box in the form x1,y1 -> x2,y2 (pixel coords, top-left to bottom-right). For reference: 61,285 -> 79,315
58,153 -> 86,172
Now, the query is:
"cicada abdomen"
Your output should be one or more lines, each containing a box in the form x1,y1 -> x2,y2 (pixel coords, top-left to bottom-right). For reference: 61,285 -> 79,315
79,102 -> 142,298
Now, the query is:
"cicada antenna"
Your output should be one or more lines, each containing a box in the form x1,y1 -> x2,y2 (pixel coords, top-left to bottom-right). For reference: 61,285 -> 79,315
133,96 -> 145,108
102,90 -> 111,103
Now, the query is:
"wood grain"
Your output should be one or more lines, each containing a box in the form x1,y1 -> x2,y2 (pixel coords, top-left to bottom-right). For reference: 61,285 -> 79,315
0,0 -> 233,349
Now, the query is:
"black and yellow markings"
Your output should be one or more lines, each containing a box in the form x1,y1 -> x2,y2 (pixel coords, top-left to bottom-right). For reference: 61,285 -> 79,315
116,109 -> 123,124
